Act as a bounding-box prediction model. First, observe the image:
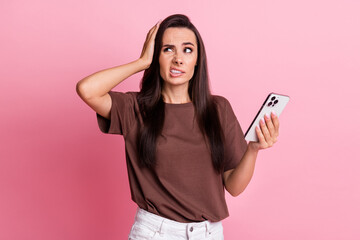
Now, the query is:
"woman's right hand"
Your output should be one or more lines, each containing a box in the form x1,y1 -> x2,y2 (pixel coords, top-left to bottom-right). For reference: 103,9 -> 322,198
139,21 -> 161,69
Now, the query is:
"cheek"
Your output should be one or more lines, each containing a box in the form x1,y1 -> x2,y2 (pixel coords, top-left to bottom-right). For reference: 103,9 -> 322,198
159,55 -> 168,79
159,56 -> 166,70
188,56 -> 198,72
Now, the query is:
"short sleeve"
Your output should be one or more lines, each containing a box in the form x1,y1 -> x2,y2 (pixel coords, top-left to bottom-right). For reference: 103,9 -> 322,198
96,91 -> 137,136
220,98 -> 248,172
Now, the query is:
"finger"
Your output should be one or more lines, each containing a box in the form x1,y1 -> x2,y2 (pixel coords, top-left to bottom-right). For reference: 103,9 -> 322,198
141,21 -> 160,57
149,21 -> 161,40
148,20 -> 161,39
255,126 -> 264,142
260,118 -> 273,146
264,113 -> 276,137
264,113 -> 278,143
271,111 -> 280,137
145,23 -> 158,41
255,126 -> 268,148
146,27 -> 156,41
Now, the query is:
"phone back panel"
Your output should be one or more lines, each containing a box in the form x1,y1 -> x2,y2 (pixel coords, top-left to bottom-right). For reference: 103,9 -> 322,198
244,93 -> 290,142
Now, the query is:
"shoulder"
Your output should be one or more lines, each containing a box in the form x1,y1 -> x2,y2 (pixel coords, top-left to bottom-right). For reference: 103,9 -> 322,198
109,91 -> 139,97
212,95 -> 239,123
212,95 -> 232,110
108,91 -> 139,103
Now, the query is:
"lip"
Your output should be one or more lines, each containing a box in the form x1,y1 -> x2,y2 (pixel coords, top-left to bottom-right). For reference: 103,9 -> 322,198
170,67 -> 185,73
169,67 -> 185,77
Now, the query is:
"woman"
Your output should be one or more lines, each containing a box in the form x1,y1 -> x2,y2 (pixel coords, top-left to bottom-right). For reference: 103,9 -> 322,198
76,14 -> 279,240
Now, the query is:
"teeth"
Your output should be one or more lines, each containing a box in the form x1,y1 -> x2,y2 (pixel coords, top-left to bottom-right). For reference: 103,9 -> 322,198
171,69 -> 182,74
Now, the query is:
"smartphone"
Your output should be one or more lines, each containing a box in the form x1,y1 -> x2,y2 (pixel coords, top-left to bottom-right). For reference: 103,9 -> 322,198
244,93 -> 290,142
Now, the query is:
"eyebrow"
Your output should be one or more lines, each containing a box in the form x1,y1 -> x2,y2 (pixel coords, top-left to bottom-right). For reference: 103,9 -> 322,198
162,42 -> 195,47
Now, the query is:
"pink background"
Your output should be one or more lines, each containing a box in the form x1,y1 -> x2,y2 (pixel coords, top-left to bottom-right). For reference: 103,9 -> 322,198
1,0 -> 359,239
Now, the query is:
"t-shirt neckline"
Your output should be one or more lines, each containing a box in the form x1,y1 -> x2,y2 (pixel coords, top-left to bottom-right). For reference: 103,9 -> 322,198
164,102 -> 193,108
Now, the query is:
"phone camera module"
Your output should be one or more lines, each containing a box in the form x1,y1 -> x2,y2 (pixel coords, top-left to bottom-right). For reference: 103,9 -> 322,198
268,98 -> 279,107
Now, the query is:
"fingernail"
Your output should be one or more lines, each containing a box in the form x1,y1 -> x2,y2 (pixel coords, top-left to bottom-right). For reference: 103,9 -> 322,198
265,113 -> 270,119
271,111 -> 277,116
260,118 -> 265,124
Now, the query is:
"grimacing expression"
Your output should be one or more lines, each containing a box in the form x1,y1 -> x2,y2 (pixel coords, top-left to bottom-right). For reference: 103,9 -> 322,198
159,27 -> 198,88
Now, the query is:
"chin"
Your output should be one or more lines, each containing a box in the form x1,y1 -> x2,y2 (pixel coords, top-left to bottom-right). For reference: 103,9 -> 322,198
164,80 -> 190,87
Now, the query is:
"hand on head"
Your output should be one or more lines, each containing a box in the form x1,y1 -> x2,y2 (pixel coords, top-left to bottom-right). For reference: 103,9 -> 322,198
139,20 -> 161,69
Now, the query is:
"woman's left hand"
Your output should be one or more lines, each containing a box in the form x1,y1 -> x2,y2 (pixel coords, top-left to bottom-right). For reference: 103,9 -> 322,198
248,111 -> 280,152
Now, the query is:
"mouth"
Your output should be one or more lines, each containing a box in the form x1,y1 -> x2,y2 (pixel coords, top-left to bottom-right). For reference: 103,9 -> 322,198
169,68 -> 185,77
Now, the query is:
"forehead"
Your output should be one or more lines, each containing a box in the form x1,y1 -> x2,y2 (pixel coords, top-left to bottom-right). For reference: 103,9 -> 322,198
162,27 -> 197,45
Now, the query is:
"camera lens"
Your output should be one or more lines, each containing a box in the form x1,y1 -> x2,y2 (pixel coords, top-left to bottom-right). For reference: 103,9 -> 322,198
271,96 -> 276,101
267,102 -> 272,107
274,100 -> 279,105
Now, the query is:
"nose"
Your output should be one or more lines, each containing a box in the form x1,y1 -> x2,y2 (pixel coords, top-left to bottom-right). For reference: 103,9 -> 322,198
173,53 -> 183,65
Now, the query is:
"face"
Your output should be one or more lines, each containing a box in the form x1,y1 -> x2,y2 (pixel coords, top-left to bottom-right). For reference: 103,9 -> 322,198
159,27 -> 198,89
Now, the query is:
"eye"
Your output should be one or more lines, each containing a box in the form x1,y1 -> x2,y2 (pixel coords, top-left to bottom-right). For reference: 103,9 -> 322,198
163,47 -> 173,52
184,48 -> 192,53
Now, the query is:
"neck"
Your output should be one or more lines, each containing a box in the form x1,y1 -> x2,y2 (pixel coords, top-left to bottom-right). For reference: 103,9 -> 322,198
162,83 -> 191,104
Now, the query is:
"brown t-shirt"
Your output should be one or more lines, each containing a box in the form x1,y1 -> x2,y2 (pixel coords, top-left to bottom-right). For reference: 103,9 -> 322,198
96,91 -> 247,223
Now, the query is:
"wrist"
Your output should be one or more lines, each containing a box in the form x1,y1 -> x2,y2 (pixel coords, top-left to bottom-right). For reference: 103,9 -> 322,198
136,58 -> 151,71
247,142 -> 260,154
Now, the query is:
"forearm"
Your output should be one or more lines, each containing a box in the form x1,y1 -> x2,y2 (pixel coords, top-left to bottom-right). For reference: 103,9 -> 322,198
224,145 -> 259,197
76,58 -> 148,100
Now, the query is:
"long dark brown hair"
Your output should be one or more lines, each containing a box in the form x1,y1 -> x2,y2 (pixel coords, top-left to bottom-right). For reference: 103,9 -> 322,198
137,14 -> 225,173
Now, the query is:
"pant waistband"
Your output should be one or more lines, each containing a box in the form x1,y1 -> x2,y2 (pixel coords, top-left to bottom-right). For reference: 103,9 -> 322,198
134,207 -> 221,237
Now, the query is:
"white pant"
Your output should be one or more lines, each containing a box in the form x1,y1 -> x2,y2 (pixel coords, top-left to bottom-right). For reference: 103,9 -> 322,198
128,208 -> 224,240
